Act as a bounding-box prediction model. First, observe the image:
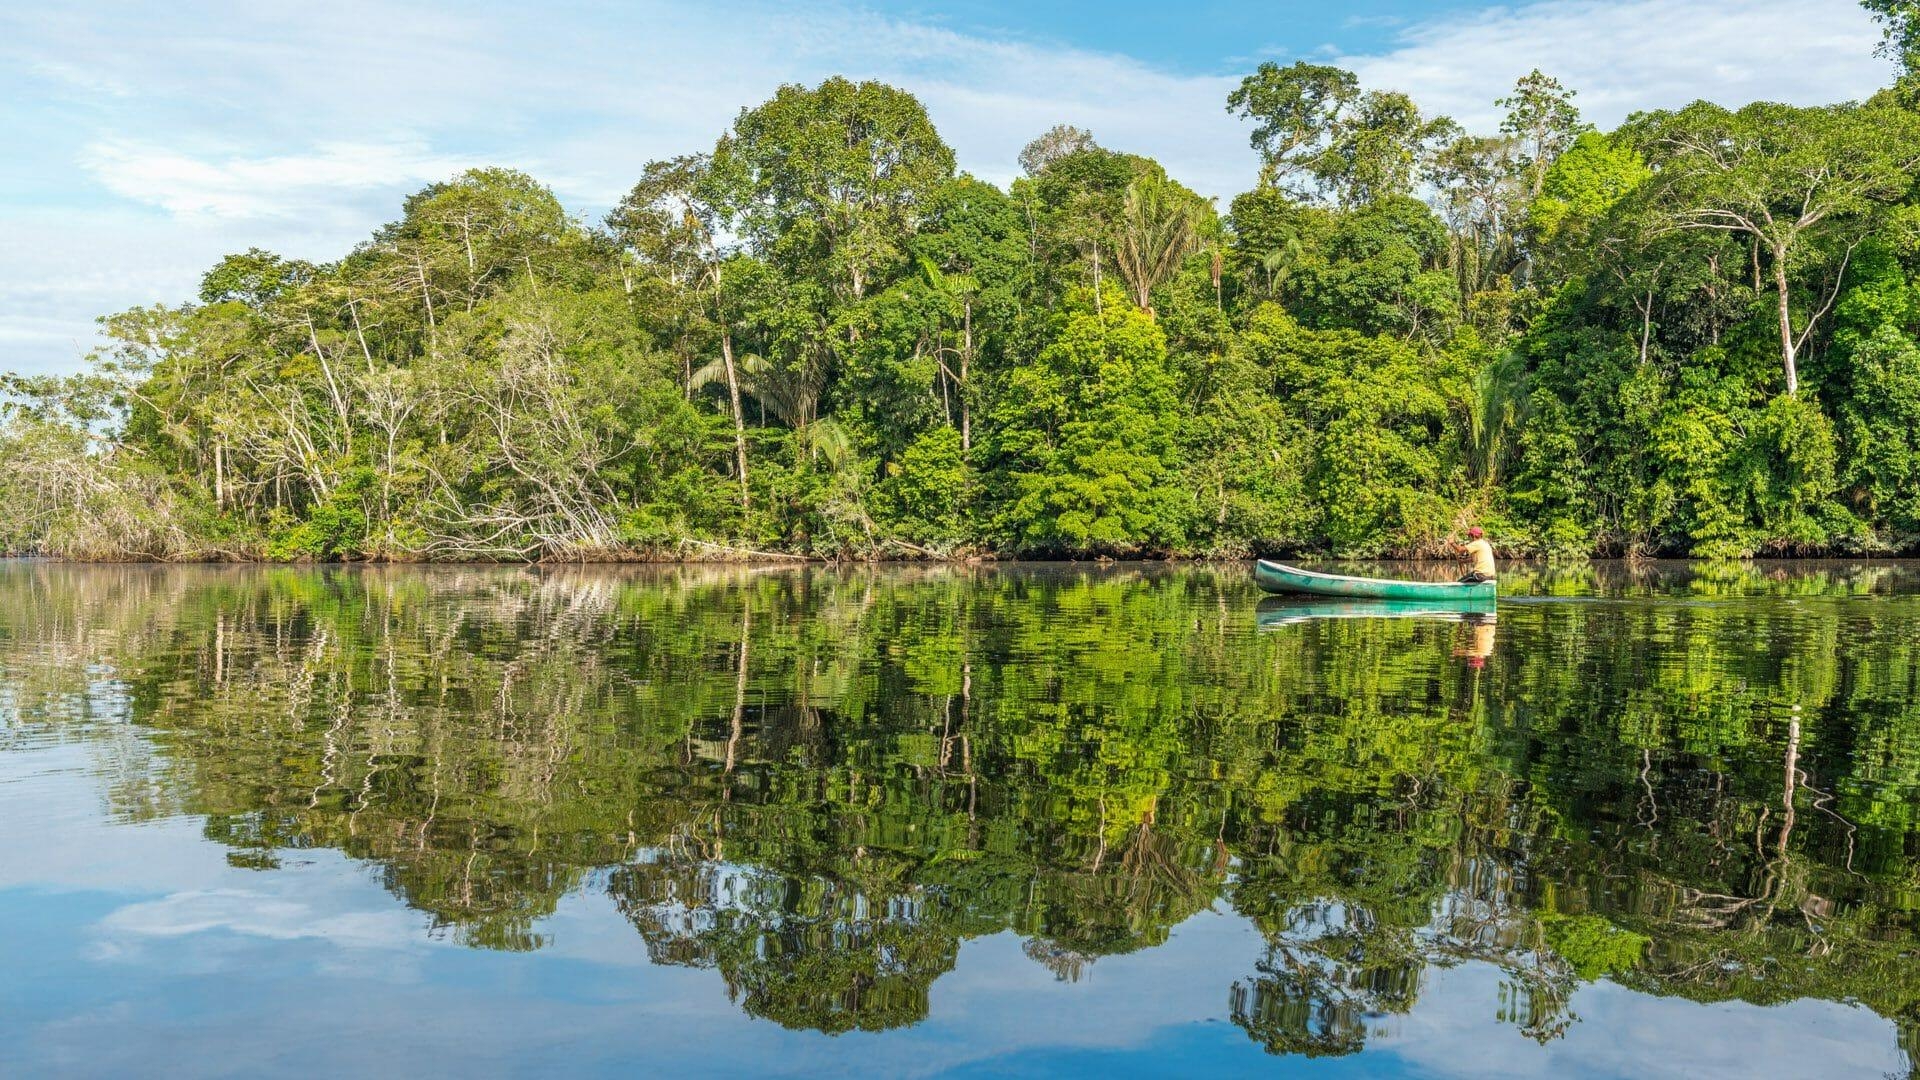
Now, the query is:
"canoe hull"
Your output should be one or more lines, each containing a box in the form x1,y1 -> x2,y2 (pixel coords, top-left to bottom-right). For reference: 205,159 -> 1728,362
1253,560 -> 1497,602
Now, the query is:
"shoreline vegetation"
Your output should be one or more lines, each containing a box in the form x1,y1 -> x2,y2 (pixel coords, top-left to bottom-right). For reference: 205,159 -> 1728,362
4,555 -> 1917,586
8,4 -> 1920,564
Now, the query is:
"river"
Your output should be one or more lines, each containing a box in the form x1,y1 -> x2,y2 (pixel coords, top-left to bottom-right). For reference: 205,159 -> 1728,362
0,561 -> 1915,1077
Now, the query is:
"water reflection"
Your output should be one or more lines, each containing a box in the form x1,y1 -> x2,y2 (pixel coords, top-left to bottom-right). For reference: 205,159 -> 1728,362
1,561 -> 1918,1069
1459,613 -> 1496,671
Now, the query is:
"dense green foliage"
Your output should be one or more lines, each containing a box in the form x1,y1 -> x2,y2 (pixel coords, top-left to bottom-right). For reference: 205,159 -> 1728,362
4,562 -> 1917,1060
7,14 -> 1920,560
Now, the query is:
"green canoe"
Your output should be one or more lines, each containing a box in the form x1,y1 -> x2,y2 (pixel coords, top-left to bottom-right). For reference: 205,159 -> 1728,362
1253,559 -> 1497,601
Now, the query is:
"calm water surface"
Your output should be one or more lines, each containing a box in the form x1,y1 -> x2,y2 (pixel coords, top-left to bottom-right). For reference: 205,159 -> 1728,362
2,561 -> 1917,1078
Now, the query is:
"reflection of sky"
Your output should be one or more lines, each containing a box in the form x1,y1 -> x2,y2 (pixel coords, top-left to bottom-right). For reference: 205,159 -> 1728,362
0,742 -> 1908,1078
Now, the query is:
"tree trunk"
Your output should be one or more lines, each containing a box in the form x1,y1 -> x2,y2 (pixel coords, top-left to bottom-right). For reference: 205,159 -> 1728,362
719,323 -> 750,510
938,350 -> 951,427
725,603 -> 749,775
1778,713 -> 1800,856
1638,289 -> 1655,366
305,318 -> 352,436
348,297 -> 376,374
384,424 -> 400,543
960,298 -> 973,454
416,259 -> 436,347
460,213 -> 478,311
1773,246 -> 1799,396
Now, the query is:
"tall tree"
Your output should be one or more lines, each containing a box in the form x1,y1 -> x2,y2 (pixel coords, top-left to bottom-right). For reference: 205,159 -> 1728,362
612,155 -> 751,509
1320,90 -> 1458,208
1019,125 -> 1099,176
1227,62 -> 1359,195
1862,0 -> 1920,88
1498,70 -> 1586,200
1228,64 -> 1454,208
705,77 -> 956,302
1427,134 -> 1522,299
909,176 -> 1027,454
1631,100 -> 1920,395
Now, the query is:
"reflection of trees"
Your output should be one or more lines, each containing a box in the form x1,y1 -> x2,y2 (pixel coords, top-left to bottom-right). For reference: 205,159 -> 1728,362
1,560 -> 1918,1062
611,857 -> 956,1033
1228,900 -> 1424,1057
1019,820 -> 1222,963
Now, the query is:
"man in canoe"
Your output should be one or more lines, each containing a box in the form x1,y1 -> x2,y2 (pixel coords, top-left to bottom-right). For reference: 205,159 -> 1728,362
1457,527 -> 1496,584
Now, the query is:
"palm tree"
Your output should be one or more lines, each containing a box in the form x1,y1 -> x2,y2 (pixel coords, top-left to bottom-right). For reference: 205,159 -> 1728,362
1258,235 -> 1304,298
1467,351 -> 1529,486
692,352 -> 848,471
691,351 -> 826,433
1112,176 -> 1206,317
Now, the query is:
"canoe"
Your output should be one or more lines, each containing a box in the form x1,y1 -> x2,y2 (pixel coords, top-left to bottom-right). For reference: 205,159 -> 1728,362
1253,560 -> 1497,601
1255,596 -> 1495,628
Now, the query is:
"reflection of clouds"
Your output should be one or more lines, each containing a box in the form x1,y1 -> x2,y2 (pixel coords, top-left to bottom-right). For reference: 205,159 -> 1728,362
1378,963 -> 1906,1079
98,889 -> 423,951
13,876 -> 1914,1078
84,878 -> 438,987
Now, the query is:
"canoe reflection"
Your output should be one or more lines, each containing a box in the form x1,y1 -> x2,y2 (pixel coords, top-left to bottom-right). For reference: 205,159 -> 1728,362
1255,597 -> 1497,669
1255,596 -> 1497,627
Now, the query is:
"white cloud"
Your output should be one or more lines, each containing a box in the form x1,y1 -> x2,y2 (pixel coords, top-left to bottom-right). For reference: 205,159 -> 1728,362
25,59 -> 133,99
0,210 -> 360,376
0,315 -> 88,346
79,139 -> 479,221
1342,0 -> 1891,132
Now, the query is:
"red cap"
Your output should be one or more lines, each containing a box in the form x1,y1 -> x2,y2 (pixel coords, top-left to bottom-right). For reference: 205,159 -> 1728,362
1467,527 -> 1484,539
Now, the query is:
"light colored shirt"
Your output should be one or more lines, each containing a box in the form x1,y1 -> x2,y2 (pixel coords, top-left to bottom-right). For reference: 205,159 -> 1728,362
1464,538 -> 1496,578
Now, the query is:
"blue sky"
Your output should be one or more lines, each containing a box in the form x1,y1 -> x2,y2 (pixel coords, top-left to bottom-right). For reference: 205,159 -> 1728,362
886,0 -> 1493,71
0,0 -> 1897,376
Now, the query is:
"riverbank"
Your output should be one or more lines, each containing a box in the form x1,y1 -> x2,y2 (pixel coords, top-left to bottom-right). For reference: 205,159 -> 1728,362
11,538 -> 1920,566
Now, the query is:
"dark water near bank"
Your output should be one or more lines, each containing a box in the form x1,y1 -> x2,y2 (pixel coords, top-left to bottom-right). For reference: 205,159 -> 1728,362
2,561 -> 1918,1078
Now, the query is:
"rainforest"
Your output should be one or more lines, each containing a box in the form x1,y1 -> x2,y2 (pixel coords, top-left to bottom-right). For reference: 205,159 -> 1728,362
8,4 -> 1920,561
